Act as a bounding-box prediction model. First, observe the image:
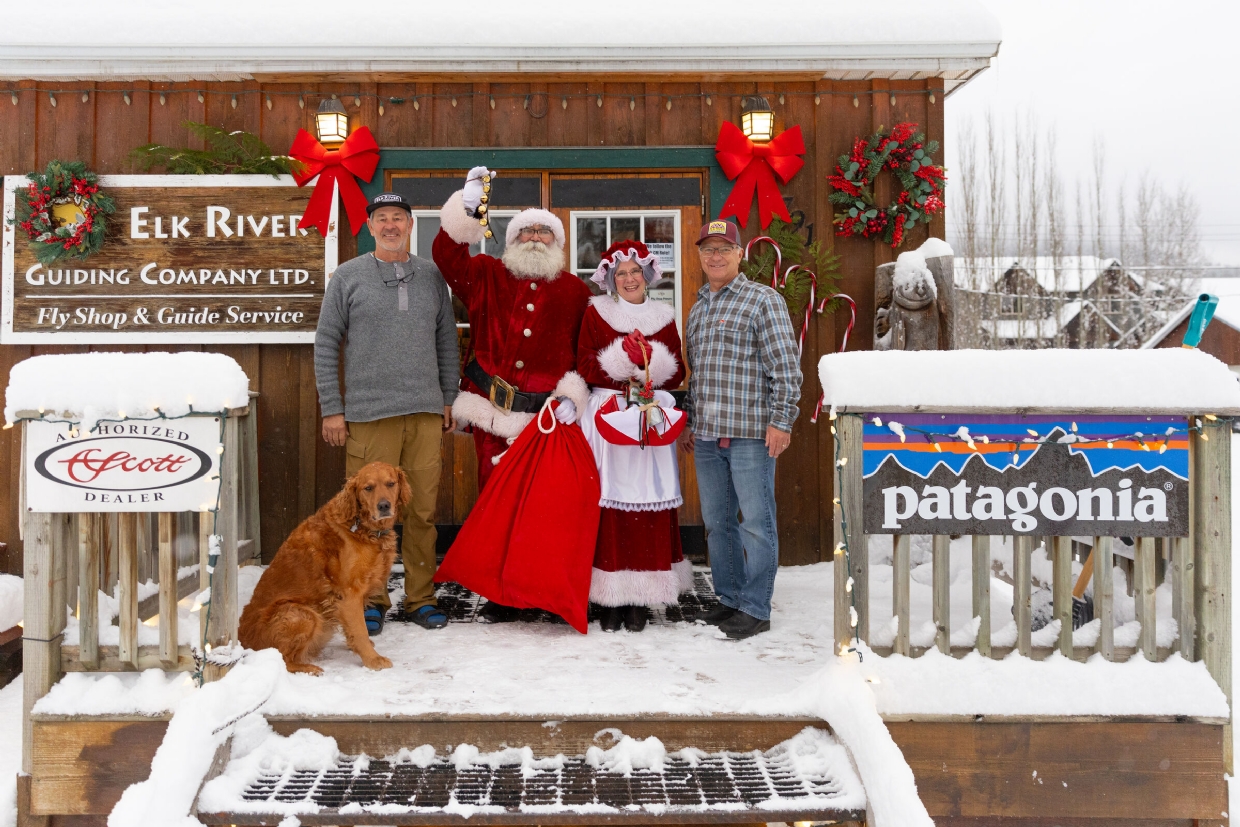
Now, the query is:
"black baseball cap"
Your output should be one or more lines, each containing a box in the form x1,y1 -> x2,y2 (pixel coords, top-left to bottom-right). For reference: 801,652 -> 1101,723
366,192 -> 413,216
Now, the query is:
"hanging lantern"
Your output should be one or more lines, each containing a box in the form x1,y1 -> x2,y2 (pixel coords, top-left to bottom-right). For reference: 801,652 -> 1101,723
740,95 -> 774,142
315,98 -> 349,145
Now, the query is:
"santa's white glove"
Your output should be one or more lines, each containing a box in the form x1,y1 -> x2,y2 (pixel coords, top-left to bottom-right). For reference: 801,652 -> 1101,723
554,398 -> 578,424
462,166 -> 496,214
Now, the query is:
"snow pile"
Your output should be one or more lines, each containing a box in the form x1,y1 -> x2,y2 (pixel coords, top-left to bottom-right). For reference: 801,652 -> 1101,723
0,575 -> 21,632
585,734 -> 670,775
107,648 -> 286,827
4,352 -> 250,431
61,572 -> 201,649
34,669 -> 196,717
820,348 -> 1240,412
0,680 -> 21,827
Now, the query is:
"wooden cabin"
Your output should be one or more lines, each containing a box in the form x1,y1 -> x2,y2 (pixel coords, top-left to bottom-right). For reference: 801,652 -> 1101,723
11,6 -> 1230,827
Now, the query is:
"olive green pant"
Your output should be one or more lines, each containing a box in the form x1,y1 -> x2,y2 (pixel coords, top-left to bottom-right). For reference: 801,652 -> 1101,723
345,412 -> 443,612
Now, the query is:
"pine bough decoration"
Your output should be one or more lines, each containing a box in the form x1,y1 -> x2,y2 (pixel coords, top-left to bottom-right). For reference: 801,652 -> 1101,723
9,160 -> 116,265
828,122 -> 946,248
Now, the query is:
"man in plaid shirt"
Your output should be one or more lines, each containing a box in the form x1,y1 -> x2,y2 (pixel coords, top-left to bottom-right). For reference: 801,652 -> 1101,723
680,219 -> 802,639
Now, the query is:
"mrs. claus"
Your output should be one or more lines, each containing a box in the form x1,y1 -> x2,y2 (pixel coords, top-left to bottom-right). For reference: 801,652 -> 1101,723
577,240 -> 693,633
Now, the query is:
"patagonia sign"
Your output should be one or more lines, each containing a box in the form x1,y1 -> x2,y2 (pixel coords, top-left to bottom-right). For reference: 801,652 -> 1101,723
862,414 -> 1188,537
25,416 -> 222,512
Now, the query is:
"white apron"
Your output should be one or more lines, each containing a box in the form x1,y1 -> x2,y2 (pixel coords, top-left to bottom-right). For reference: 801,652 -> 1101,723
579,387 -> 683,512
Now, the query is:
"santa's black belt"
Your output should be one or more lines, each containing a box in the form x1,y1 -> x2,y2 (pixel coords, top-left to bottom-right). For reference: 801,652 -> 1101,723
464,360 -> 551,413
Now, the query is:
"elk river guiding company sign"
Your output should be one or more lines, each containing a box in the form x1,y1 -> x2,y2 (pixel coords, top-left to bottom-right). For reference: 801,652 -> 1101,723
25,416 -> 223,513
2,175 -> 337,344
862,414 -> 1189,537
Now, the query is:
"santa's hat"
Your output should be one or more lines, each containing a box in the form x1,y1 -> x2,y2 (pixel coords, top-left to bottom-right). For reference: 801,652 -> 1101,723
505,208 -> 566,249
590,240 -> 663,292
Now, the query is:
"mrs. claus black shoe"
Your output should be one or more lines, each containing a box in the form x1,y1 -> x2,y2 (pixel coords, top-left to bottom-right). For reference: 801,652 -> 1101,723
599,606 -> 624,632
623,605 -> 648,632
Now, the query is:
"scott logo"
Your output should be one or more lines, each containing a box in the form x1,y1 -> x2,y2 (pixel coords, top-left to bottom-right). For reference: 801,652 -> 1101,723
35,436 -> 211,492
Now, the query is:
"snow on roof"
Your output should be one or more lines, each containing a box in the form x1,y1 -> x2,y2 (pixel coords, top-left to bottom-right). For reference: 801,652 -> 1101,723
4,352 -> 250,429
819,348 -> 1240,414
955,256 -> 1121,294
0,1 -> 1001,87
981,301 -> 1082,341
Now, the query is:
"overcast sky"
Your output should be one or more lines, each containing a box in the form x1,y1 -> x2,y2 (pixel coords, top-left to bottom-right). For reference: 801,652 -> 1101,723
943,0 -> 1239,266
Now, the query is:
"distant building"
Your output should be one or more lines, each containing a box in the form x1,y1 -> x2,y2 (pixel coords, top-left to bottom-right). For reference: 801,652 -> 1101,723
1145,295 -> 1240,374
956,257 -> 1183,348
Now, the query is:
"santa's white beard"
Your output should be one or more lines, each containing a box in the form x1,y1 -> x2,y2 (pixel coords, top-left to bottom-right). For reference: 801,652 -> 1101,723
502,240 -> 564,280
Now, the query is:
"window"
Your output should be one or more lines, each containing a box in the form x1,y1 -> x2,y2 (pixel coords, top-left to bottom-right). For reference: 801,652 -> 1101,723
408,211 -> 518,260
999,294 -> 1023,315
570,210 -> 681,322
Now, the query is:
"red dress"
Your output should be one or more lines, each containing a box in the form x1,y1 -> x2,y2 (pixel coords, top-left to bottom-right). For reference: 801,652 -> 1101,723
577,295 -> 693,607
432,197 -> 592,490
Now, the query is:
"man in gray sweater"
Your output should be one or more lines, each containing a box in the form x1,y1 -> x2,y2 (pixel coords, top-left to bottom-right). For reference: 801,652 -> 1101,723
314,192 -> 461,632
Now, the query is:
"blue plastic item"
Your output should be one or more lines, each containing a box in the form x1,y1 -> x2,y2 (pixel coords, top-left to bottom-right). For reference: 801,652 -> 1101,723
1182,293 -> 1219,348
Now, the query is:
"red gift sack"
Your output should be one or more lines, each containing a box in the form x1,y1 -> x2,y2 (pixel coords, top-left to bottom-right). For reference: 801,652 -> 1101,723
435,400 -> 601,633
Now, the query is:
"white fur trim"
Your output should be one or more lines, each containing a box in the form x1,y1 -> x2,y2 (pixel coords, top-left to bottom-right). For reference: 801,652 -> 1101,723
552,371 -> 590,421
645,341 -> 679,389
589,294 -> 676,336
440,190 -> 487,246
590,559 -> 694,607
506,208 -> 565,248
597,338 -> 641,384
594,333 -> 679,389
452,391 -> 533,439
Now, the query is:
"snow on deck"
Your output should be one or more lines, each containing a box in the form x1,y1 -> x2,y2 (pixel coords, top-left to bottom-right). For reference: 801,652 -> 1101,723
820,348 -> 1240,413
33,559 -> 1228,721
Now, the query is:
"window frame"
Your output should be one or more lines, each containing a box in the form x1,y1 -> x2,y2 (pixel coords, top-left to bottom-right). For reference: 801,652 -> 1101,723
569,208 -> 683,329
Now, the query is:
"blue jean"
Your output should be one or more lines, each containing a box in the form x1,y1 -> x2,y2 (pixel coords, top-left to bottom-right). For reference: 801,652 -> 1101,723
694,437 -> 779,621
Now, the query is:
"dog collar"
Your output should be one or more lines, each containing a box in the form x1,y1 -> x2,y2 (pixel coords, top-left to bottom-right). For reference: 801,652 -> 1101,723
350,519 -> 394,540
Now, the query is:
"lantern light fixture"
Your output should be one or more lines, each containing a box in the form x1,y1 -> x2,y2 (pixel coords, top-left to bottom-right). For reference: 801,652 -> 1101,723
740,95 -> 774,142
315,98 -> 349,144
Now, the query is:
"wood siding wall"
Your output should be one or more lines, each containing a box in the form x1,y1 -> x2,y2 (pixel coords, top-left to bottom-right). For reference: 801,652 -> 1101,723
0,76 -> 945,574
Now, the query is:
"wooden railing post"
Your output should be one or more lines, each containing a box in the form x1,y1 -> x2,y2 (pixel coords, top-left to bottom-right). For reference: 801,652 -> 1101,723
158,512 -> 178,667
117,513 -> 139,670
1192,417 -> 1231,713
833,413 -> 866,645
21,510 -> 67,775
77,512 -> 100,670
893,535 -> 910,656
932,535 -> 950,654
972,535 -> 991,658
1096,536 -> 1115,662
1053,536 -> 1073,658
205,414 -> 241,681
1014,535 -> 1033,657
1172,536 -> 1195,659
1136,537 -> 1157,661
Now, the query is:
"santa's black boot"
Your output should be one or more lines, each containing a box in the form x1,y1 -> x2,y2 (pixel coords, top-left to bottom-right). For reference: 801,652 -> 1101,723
623,605 -> 648,633
599,606 -> 623,632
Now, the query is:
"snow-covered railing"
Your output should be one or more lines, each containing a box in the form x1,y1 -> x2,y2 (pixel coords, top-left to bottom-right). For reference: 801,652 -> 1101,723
820,349 -> 1238,704
9,353 -> 260,779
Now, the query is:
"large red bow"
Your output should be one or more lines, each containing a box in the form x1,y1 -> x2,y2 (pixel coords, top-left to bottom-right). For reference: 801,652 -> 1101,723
289,127 -> 380,237
714,122 -> 805,228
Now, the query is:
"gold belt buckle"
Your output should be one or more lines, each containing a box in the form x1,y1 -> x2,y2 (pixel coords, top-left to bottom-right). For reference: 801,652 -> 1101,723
489,375 -> 517,412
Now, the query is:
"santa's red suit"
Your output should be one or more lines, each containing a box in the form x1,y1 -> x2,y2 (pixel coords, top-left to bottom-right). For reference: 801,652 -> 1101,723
432,190 -> 591,489
576,242 -> 693,607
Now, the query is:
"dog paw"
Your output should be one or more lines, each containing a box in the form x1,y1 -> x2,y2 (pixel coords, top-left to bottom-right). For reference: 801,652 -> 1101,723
365,655 -> 393,671
289,663 -> 324,676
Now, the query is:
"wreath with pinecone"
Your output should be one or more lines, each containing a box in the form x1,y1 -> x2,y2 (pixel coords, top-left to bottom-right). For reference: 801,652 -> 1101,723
9,160 -> 115,265
827,122 -> 945,248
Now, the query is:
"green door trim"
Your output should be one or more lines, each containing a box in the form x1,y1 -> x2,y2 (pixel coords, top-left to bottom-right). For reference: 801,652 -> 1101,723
358,146 -> 728,254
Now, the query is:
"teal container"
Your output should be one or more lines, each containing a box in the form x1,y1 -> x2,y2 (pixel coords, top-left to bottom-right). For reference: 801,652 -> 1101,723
1182,294 -> 1219,348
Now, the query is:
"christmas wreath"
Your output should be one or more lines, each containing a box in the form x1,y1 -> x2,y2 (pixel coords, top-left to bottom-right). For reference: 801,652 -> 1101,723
828,122 -> 945,248
9,160 -> 115,265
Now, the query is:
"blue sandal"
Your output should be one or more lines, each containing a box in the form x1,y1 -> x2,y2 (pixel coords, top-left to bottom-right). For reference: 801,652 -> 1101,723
364,605 -> 385,636
410,605 -> 448,630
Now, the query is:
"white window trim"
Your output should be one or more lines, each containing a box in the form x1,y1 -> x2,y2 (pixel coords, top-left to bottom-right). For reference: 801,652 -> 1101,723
569,209 -> 682,330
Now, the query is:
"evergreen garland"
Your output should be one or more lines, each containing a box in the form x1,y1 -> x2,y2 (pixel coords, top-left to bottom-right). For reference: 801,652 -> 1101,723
130,122 -> 302,176
9,160 -> 115,265
740,217 -> 843,323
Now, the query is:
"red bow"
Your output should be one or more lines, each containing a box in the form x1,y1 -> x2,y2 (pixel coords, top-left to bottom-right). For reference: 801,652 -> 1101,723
714,122 -> 805,228
289,127 -> 380,237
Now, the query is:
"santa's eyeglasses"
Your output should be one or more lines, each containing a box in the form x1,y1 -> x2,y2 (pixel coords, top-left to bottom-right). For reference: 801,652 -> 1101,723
517,226 -> 555,240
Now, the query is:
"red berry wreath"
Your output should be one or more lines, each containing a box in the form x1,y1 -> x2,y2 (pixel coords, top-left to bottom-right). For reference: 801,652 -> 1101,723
9,160 -> 115,265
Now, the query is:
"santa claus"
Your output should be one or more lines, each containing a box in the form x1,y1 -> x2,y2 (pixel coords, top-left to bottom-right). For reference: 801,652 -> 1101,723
576,240 -> 692,632
432,166 -> 592,491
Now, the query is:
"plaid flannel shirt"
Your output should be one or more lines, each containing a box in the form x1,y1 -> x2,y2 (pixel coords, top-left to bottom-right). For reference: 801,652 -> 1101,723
684,274 -> 803,439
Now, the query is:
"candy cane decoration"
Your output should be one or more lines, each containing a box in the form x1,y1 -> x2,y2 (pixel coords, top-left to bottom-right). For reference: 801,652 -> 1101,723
744,236 -> 782,284
811,292 -> 857,423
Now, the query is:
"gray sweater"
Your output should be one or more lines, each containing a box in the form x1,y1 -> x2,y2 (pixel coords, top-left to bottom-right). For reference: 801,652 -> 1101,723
314,253 -> 460,422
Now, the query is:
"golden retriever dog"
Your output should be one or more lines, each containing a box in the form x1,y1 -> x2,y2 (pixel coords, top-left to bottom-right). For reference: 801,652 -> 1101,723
239,461 -> 411,675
